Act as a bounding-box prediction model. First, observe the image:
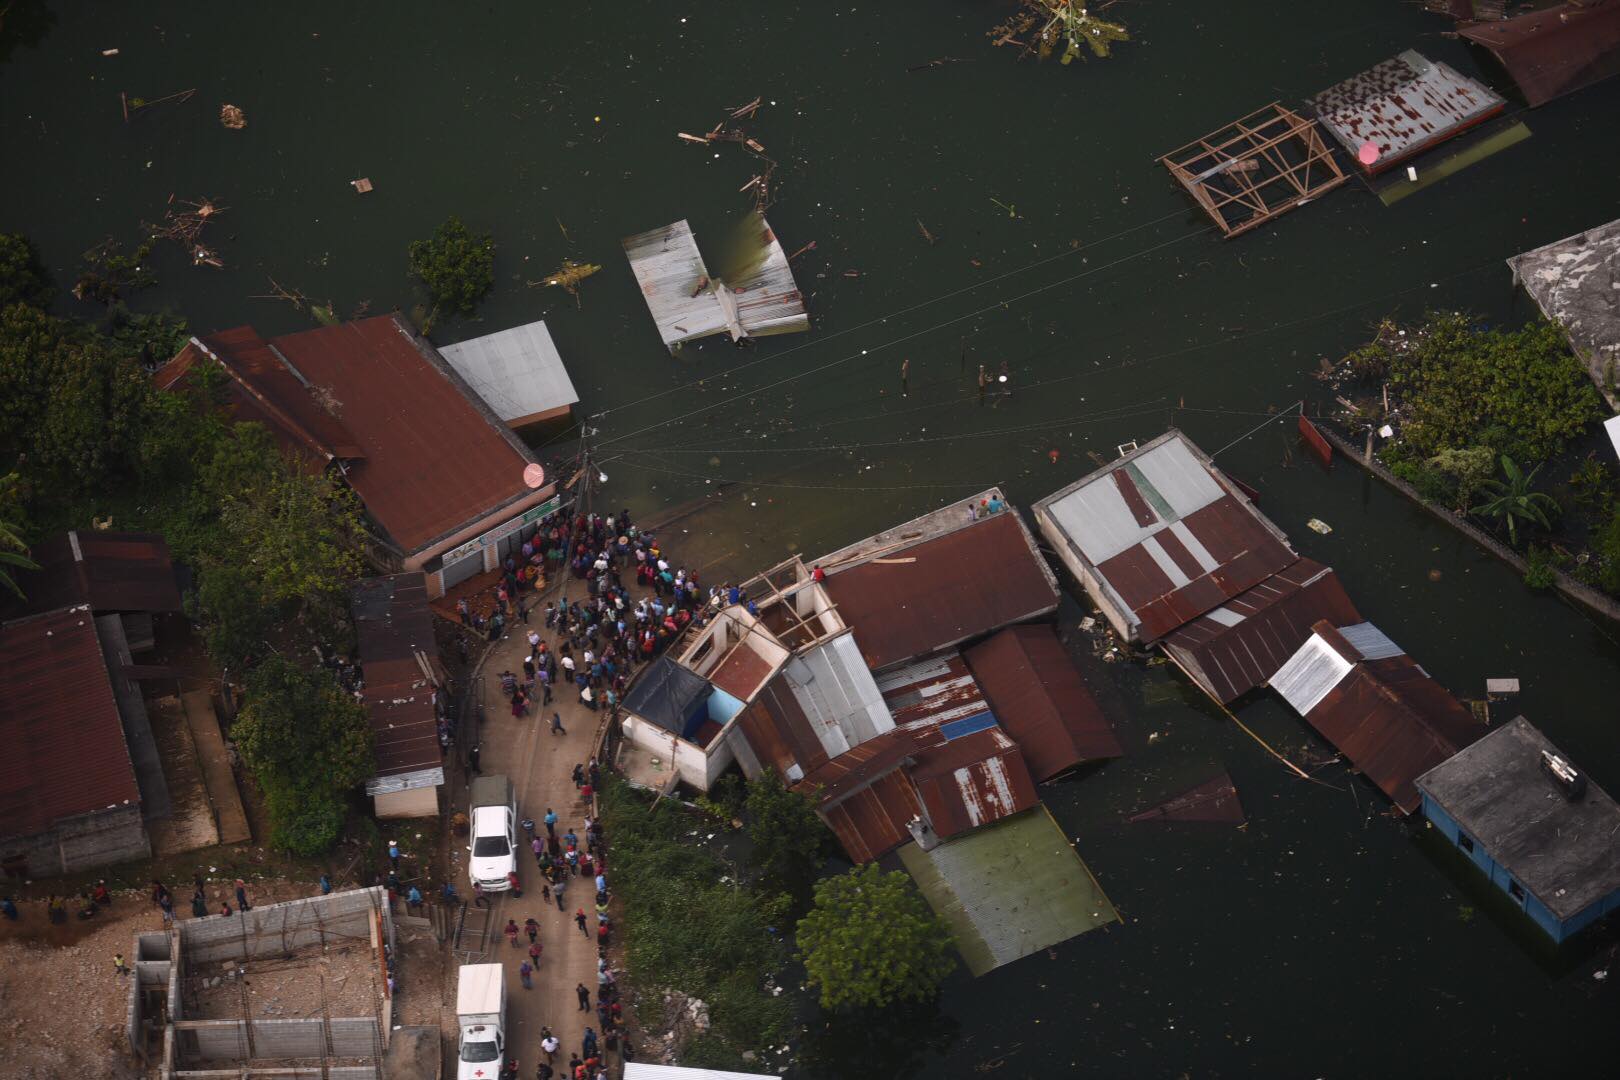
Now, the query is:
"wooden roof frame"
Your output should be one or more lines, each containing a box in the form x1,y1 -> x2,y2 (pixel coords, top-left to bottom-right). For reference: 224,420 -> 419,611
1160,102 -> 1348,239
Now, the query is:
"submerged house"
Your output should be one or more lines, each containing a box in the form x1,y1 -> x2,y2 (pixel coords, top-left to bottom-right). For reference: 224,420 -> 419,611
1508,217 -> 1620,409
622,212 -> 809,351
1033,429 -> 1358,704
1270,620 -> 1483,813
155,316 -> 558,598
1416,716 -> 1620,943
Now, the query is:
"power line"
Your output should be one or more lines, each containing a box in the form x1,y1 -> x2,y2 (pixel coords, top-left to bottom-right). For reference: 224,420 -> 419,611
611,454 -> 1002,494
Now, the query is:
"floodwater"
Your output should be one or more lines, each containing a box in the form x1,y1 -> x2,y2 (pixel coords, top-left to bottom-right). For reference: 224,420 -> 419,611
6,1 -> 1620,1074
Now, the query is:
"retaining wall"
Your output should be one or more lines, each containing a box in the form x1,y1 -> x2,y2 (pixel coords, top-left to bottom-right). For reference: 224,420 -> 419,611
174,1068 -> 377,1080
173,1016 -> 381,1061
178,886 -> 391,964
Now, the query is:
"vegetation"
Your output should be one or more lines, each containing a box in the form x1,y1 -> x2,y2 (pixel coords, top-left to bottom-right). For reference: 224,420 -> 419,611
0,472 -> 37,598
0,232 -> 52,309
1373,314 -> 1602,462
73,236 -> 156,305
796,863 -> 957,1010
991,2 -> 1130,63
1523,545 -> 1558,591
600,777 -> 791,1067
744,771 -> 833,906
408,215 -> 494,329
233,658 -> 374,856
1471,455 -> 1559,548
1596,507 -> 1620,596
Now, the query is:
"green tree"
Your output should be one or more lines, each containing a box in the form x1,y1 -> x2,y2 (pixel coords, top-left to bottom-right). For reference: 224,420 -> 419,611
1471,454 -> 1559,547
408,215 -> 494,329
744,771 -> 831,903
1596,505 -> 1620,596
233,658 -> 374,856
0,233 -> 52,309
1426,446 -> 1496,511
1389,314 -> 1602,461
796,863 -> 957,1010
0,472 -> 39,599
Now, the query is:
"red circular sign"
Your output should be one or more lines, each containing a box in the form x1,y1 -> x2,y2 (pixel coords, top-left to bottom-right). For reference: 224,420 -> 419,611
523,463 -> 546,489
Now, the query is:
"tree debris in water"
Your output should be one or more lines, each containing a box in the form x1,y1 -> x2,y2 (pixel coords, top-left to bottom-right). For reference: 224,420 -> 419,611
990,1 -> 1131,65
530,260 -> 602,307
676,96 -> 780,212
120,86 -> 195,122
147,195 -> 228,268
219,103 -> 246,129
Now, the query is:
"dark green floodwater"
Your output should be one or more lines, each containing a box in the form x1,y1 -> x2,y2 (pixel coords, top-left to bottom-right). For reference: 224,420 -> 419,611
6,2 -> 1620,1075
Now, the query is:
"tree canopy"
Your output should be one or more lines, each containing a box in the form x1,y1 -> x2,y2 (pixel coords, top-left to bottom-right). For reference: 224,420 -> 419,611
744,770 -> 832,904
233,658 -> 374,856
408,215 -> 494,327
796,863 -> 957,1010
0,232 -> 52,309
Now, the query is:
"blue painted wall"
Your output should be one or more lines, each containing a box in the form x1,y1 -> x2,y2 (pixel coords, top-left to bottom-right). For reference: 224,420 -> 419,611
1421,793 -> 1620,944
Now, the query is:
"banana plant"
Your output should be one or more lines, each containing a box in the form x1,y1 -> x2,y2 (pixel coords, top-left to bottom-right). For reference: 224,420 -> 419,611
1471,455 -> 1560,547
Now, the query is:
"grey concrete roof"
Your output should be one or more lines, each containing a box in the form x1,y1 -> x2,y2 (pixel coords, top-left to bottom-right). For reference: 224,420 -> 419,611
1509,218 -> 1620,407
1416,716 -> 1620,921
437,319 -> 579,424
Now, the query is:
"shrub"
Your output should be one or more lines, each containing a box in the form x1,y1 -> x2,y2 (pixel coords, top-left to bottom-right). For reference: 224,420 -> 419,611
1426,446 -> 1496,510
1523,545 -> 1558,591
1597,507 -> 1620,596
797,863 -> 957,1010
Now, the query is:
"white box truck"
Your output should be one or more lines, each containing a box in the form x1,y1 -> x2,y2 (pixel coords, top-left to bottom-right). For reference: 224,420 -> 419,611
456,962 -> 506,1079
468,774 -> 518,893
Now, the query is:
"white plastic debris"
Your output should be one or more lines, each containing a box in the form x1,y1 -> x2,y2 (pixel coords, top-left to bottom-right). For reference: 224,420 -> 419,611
1307,518 -> 1333,535
1378,424 -> 1394,438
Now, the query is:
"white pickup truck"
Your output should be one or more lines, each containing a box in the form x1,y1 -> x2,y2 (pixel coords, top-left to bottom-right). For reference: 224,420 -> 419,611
467,774 -> 518,893
456,963 -> 506,1079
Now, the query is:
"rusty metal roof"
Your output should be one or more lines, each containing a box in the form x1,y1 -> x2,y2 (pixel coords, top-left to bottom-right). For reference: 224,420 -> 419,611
2,530 -> 182,619
0,607 -> 142,835
1161,559 -> 1362,704
910,727 -> 1039,839
964,625 -> 1122,780
874,652 -> 991,730
709,640 -> 777,703
1272,620 -> 1483,813
1036,430 -> 1297,644
820,770 -> 923,864
823,511 -> 1059,670
795,723 -> 938,806
352,574 -> 443,783
1311,50 -> 1506,173
1459,0 -> 1620,107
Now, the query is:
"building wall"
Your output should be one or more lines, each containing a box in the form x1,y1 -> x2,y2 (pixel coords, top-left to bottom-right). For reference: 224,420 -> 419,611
3,803 -> 151,878
373,784 -> 440,819
410,484 -> 557,597
1420,794 -> 1612,943
1034,507 -> 1134,642
619,715 -> 741,791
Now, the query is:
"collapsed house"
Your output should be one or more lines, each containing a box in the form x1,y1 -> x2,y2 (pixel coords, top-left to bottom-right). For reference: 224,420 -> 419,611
155,315 -> 558,598
622,211 -> 809,350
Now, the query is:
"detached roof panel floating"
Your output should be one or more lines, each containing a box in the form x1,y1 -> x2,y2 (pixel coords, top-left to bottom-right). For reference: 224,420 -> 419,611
1271,620 -> 1484,813
623,212 -> 808,350
1311,50 -> 1506,174
1159,102 -> 1349,238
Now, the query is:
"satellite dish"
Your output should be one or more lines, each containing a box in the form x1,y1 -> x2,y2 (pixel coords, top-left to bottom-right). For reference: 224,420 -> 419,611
523,463 -> 546,489
1357,140 -> 1379,166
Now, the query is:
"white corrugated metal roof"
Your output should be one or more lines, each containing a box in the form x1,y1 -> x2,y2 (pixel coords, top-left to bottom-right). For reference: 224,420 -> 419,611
1270,633 -> 1353,715
1338,621 -> 1403,661
623,214 -> 808,350
1042,434 -> 1225,564
624,1065 -> 776,1080
783,633 -> 896,754
437,320 -> 579,424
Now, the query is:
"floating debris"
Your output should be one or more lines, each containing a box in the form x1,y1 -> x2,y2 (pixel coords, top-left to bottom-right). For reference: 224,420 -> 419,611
219,103 -> 246,129
1128,772 -> 1246,824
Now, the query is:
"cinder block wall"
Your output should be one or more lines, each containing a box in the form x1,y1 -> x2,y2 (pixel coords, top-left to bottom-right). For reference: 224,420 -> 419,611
173,1067 -> 379,1079
3,803 -> 150,877
178,887 -> 389,964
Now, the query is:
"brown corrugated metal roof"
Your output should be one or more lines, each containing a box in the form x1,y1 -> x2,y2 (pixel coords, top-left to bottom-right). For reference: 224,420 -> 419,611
823,512 -> 1058,670
2,531 -> 182,618
0,607 -> 142,835
1295,621 -> 1483,814
270,317 -> 539,554
352,574 -> 442,778
1128,772 -> 1245,824
910,728 -> 1039,838
1459,0 -> 1620,107
739,679 -> 831,779
796,723 -> 939,805
964,625 -> 1122,780
821,770 -> 922,864
710,641 -> 775,702
1161,559 -> 1362,704
1096,495 -> 1297,643
876,652 -> 991,729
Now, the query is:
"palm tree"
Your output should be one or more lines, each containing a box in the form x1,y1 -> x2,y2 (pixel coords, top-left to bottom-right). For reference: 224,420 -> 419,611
0,472 -> 39,599
1471,455 -> 1559,547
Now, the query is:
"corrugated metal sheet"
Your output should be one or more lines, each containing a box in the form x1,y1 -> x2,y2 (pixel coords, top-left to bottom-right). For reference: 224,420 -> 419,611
795,722 -> 939,806
2,530 -> 182,619
875,652 -> 991,729
0,607 -> 142,835
1128,772 -> 1245,824
824,512 -> 1059,670
436,320 -> 579,425
623,214 -> 808,350
271,316 -> 541,555
821,769 -> 922,864
709,641 -> 776,703
1161,559 -> 1362,704
624,1063 -> 775,1080
784,632 -> 895,747
1338,621 -> 1403,661
1509,218 -> 1620,404
1035,430 -> 1297,644
910,727 -> 1039,838
964,625 -> 1122,780
1273,621 -> 1483,813
1459,0 -> 1620,108
1312,50 -> 1506,173
1415,716 -> 1620,922
352,574 -> 443,781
